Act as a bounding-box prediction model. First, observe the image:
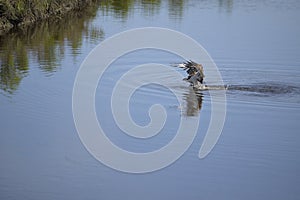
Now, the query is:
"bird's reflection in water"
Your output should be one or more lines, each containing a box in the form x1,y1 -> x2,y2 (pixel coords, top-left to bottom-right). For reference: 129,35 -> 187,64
181,87 -> 203,117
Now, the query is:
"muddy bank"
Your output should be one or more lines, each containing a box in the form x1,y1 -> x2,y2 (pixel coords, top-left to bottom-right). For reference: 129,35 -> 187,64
0,0 -> 100,35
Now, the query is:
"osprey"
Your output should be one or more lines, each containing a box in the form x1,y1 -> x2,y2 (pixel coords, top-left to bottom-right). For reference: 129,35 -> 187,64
174,60 -> 206,89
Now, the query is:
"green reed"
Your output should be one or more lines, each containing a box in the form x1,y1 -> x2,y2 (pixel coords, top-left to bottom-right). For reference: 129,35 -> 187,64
0,0 -> 98,34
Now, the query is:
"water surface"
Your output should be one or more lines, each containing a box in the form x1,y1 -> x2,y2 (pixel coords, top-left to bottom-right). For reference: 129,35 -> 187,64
1,0 -> 300,199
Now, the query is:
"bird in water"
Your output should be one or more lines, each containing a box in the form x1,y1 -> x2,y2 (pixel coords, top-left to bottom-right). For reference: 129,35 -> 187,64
173,60 -> 207,89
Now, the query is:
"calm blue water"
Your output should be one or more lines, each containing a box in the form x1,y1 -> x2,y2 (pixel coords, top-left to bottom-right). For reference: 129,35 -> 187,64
1,0 -> 300,199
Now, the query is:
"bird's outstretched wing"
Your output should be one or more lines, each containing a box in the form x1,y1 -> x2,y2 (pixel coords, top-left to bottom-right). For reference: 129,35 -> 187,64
172,60 -> 205,84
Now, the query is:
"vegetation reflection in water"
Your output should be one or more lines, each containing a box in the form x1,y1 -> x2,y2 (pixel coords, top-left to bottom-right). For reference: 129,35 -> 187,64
0,5 -> 104,95
98,0 -> 234,19
99,0 -> 185,19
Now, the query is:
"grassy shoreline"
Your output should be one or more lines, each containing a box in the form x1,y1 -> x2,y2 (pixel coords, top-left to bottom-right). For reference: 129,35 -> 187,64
0,0 -> 99,35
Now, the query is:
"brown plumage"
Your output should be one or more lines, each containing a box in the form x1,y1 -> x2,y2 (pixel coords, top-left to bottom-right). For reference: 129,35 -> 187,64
174,60 -> 205,87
